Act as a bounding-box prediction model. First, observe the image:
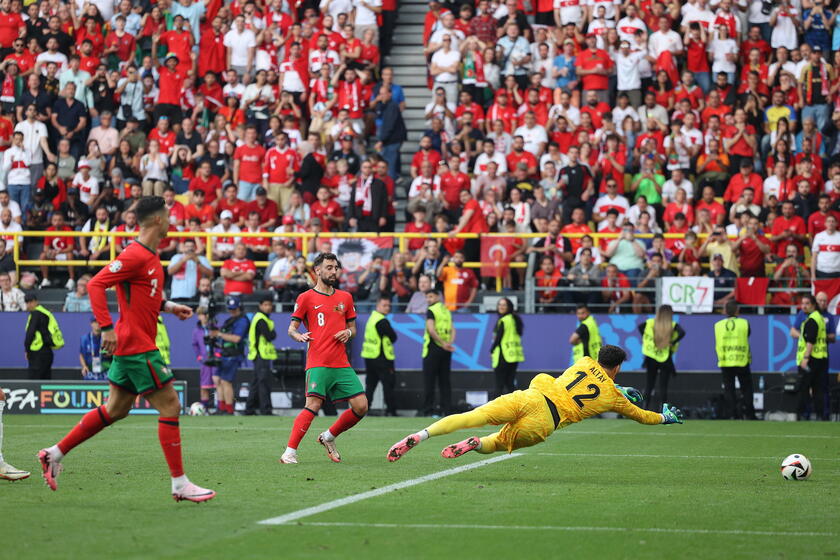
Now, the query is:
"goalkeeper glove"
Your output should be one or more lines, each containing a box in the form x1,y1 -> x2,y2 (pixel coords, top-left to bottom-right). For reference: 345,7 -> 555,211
616,385 -> 643,405
661,403 -> 684,425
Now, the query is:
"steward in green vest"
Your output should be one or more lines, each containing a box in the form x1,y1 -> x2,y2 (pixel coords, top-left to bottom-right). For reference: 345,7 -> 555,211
795,294 -> 829,420
362,297 -> 399,415
714,301 -> 756,420
490,297 -> 524,397
156,317 -> 171,365
570,304 -> 601,363
638,305 -> 685,410
24,293 -> 64,379
245,298 -> 277,415
421,290 -> 455,416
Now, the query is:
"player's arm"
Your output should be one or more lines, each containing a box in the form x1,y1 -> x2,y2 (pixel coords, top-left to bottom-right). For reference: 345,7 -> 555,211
609,387 -> 680,425
161,300 -> 193,320
288,318 -> 311,343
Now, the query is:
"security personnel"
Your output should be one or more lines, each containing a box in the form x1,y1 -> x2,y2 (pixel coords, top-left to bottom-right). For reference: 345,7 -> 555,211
796,294 -> 828,420
490,297 -> 524,398
639,304 -> 685,410
421,289 -> 455,416
210,296 -> 250,415
714,301 -> 756,420
569,303 -> 601,362
156,316 -> 171,366
24,293 -> 64,379
246,296 -> 277,415
362,296 -> 399,415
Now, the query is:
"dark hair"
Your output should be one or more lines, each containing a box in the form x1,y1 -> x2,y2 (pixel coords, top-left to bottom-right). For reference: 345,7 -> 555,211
259,295 -> 274,304
802,294 -> 817,306
576,303 -> 589,312
724,300 -> 738,317
597,345 -> 627,369
313,252 -> 341,268
134,196 -> 166,223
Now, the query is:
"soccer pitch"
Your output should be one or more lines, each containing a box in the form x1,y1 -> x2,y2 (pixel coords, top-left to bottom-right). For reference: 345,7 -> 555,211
4,415 -> 839,559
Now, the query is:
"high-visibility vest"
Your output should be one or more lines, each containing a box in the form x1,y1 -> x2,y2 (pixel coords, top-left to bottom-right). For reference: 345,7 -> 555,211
492,313 -> 524,368
248,311 -> 278,360
796,310 -> 828,363
641,318 -> 679,363
423,302 -> 453,357
156,317 -> 171,365
361,310 -> 395,361
27,305 -> 64,351
572,314 -> 602,363
714,316 -> 750,367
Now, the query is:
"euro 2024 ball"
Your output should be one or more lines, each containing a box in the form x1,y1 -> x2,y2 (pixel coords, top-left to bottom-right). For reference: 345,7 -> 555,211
189,402 -> 207,416
781,454 -> 812,481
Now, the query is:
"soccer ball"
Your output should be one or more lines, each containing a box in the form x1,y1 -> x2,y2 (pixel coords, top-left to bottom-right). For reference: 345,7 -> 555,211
189,402 -> 207,416
780,454 -> 812,481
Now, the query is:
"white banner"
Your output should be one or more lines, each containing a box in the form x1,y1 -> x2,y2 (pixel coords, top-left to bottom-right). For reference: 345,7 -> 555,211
661,277 -> 715,313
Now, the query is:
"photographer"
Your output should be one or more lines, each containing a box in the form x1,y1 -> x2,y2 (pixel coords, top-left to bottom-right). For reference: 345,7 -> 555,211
209,296 -> 250,415
245,297 -> 276,416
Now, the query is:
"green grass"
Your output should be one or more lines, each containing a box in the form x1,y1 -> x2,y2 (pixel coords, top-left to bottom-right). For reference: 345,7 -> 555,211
3,415 -> 840,559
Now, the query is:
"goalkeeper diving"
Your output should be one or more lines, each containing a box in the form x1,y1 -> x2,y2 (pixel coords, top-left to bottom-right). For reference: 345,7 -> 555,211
388,345 -> 684,461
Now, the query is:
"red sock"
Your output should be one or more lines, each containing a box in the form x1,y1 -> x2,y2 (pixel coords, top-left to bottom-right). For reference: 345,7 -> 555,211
57,405 -> 112,455
225,402 -> 234,413
287,408 -> 316,449
328,408 -> 365,438
158,417 -> 184,478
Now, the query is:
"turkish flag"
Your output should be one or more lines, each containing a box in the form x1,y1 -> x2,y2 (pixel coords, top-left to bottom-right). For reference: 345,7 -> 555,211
480,237 -> 517,277
736,277 -> 769,305
813,278 -> 840,314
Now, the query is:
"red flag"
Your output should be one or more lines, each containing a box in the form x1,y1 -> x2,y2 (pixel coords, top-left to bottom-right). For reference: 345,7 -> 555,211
813,278 -> 840,314
480,237 -> 517,277
736,277 -> 769,306
655,50 -> 679,86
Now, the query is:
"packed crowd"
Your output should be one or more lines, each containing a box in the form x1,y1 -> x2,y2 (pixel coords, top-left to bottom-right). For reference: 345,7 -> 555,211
1,0 -> 840,313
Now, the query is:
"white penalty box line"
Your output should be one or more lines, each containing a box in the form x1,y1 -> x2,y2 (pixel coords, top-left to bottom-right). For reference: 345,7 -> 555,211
257,453 -> 522,526
289,522 -> 838,538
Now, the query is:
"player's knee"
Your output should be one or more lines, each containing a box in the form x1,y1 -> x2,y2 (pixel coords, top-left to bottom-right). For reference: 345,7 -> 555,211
305,397 -> 323,412
352,401 -> 368,417
107,404 -> 131,421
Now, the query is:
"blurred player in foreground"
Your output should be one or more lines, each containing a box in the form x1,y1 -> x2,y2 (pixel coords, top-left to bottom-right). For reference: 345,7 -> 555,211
280,252 -> 367,464
388,345 -> 683,461
0,388 -> 30,480
37,196 -> 216,503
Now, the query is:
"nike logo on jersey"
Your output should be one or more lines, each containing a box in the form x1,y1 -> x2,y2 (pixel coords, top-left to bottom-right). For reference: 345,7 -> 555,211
148,269 -> 156,275
314,305 -> 323,309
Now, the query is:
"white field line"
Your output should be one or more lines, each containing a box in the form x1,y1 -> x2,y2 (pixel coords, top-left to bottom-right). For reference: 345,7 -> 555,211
257,453 -> 521,526
12,423 -> 840,439
534,452 -> 840,462
286,521 -> 838,538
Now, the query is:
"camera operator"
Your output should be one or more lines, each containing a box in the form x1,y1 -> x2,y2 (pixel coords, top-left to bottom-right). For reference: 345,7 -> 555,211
209,296 -> 250,415
245,296 -> 277,415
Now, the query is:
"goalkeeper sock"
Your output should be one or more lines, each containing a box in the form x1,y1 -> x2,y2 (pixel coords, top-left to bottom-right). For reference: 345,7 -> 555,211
287,408 -> 316,450
416,429 -> 430,441
327,408 -> 365,439
158,418 -> 184,478
56,405 -> 112,457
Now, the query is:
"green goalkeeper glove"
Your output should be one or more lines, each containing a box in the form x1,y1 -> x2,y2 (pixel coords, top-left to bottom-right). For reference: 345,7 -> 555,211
616,385 -> 643,405
661,403 -> 684,425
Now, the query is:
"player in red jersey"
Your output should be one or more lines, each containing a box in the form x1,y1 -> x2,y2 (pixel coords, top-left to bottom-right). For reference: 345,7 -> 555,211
280,252 -> 368,464
37,197 -> 216,503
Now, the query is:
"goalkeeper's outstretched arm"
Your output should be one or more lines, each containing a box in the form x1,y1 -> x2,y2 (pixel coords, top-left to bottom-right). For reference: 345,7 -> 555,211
610,389 -> 684,425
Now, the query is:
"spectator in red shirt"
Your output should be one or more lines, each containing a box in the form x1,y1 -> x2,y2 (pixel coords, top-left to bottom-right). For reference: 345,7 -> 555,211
695,185 -> 727,226
808,194 -> 840,237
154,52 -> 186,124
439,155 -> 470,217
188,160 -> 222,205
163,187 -> 186,228
770,200 -> 808,258
185,189 -> 216,228
233,125 -> 266,202
724,160 -> 763,205
733,215 -> 771,277
410,135 -> 442,178
600,263 -> 632,314
217,184 -> 247,225
405,208 -> 432,252
247,186 -> 279,229
221,242 -> 257,295
575,34 -> 612,103
449,189 -> 488,263
310,185 -> 344,232
561,207 -> 592,252
39,212 -> 75,289
240,210 -> 271,261
534,255 -> 562,311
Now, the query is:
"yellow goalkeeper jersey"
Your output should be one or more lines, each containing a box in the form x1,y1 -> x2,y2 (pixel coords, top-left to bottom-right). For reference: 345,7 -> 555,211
529,357 -> 662,429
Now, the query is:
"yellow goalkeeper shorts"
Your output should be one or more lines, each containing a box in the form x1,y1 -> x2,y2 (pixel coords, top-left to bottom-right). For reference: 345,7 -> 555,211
479,388 -> 557,453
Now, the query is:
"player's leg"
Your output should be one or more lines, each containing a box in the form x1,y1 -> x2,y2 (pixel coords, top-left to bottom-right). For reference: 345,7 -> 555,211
38,383 -> 134,491
388,392 -> 523,462
145,383 -> 216,502
281,394 -> 323,464
318,368 -> 367,463
0,388 -> 30,481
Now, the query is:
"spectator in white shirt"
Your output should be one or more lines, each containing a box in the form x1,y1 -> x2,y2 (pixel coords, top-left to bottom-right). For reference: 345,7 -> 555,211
0,271 -> 24,311
430,37 -> 462,112
513,112 -> 548,157
2,132 -> 31,212
812,215 -> 840,278
0,196 -> 21,225
662,169 -> 695,203
708,24 -> 738,83
211,210 -> 242,260
72,160 -> 100,206
614,40 -> 647,107
15,104 -> 54,189
353,0 -> 382,44
648,16 -> 684,59
616,5 -> 647,43
224,15 -> 257,78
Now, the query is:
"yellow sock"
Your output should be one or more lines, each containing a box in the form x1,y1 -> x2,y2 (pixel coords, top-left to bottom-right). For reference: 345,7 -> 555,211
476,434 -> 500,454
425,410 -> 489,438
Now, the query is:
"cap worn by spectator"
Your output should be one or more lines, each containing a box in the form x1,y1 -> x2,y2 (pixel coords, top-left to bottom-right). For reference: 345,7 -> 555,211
712,253 -> 724,260
220,210 -> 234,220
226,295 -> 242,309
282,216 -> 296,225
255,186 -> 267,197
77,160 -> 91,170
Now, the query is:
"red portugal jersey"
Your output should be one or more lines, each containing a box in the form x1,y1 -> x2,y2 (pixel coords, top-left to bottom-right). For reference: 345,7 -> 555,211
88,241 -> 164,356
292,288 -> 356,369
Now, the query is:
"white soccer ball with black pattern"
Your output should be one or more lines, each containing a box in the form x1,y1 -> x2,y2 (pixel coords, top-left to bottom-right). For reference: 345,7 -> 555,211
189,402 -> 207,416
780,454 -> 812,480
